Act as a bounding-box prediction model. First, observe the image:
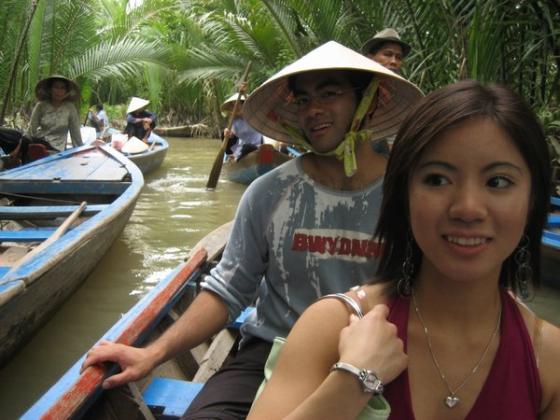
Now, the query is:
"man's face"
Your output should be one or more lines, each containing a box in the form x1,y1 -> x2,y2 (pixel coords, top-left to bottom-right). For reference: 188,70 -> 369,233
293,71 -> 360,153
367,42 -> 404,73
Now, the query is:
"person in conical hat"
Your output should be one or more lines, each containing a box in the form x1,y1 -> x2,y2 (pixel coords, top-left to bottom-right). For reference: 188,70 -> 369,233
81,41 -> 422,419
361,28 -> 411,74
220,92 -> 264,160
124,97 -> 157,142
243,40 -> 422,179
27,75 -> 83,153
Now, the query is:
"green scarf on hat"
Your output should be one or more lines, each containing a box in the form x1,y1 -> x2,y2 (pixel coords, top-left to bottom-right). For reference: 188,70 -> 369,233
281,78 -> 380,177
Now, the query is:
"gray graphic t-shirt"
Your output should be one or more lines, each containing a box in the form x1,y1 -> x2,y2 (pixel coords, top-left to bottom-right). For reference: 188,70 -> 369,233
201,157 -> 383,343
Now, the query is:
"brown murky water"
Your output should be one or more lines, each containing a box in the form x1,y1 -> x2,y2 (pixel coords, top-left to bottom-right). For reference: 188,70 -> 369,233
0,137 -> 558,419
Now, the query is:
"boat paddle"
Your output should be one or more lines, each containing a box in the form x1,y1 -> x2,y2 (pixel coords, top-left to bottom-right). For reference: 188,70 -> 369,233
0,201 -> 88,286
205,62 -> 252,190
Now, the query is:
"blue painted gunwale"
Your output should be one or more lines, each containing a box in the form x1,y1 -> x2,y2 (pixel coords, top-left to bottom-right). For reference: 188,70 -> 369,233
124,132 -> 169,175
542,196 -> 560,289
544,196 -> 560,251
23,222 -> 233,419
0,144 -> 144,366
23,253 -> 206,419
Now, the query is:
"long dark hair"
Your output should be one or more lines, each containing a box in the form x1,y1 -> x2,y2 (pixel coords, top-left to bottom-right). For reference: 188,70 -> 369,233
374,80 -> 551,297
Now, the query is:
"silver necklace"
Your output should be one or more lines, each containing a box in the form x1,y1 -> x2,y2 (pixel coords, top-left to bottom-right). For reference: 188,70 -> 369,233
412,292 -> 501,409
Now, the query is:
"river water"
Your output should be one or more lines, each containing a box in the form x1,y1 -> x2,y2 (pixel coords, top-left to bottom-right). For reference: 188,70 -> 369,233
1,137 -> 559,419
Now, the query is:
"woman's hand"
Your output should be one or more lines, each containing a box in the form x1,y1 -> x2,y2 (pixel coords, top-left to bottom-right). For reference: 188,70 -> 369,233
338,304 -> 407,385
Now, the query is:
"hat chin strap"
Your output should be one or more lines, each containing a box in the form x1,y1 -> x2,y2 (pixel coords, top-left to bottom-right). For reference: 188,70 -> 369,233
283,78 -> 379,178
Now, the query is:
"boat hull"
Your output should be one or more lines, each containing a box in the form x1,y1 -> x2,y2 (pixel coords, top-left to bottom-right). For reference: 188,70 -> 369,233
223,144 -> 291,185
0,145 -> 143,366
23,222 -> 232,419
126,133 -> 169,175
542,196 -> 560,288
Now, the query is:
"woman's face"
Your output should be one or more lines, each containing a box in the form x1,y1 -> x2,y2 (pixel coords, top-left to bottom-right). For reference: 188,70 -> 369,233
50,80 -> 69,102
408,117 -> 531,284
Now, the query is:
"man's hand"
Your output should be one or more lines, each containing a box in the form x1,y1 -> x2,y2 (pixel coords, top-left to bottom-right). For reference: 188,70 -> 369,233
80,340 -> 160,389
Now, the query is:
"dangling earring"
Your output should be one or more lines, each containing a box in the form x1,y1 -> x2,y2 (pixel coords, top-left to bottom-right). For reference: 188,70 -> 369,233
514,234 -> 532,299
398,233 -> 414,297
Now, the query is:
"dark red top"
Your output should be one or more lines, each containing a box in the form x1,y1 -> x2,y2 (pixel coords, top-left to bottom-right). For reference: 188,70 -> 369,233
384,288 -> 541,419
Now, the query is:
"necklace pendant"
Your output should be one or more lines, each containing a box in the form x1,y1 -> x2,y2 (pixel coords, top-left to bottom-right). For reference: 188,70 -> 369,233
445,395 -> 460,408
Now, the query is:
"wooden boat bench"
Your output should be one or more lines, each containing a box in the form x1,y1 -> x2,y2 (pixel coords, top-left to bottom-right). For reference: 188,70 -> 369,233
0,204 -> 108,220
0,228 -> 60,242
142,306 -> 255,419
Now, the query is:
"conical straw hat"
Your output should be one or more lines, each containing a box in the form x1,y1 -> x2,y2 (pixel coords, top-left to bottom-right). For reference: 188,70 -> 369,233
121,136 -> 149,154
127,97 -> 150,113
243,41 -> 423,147
221,93 -> 247,113
35,75 -> 81,102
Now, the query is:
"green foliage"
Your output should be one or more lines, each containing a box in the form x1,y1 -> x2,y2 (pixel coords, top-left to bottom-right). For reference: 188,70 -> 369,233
1,0 -> 558,133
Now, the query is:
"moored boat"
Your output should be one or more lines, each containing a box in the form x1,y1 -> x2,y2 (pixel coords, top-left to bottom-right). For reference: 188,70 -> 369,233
223,143 -> 292,185
0,144 -> 144,366
125,132 -> 169,175
542,195 -> 560,289
23,222 -> 235,419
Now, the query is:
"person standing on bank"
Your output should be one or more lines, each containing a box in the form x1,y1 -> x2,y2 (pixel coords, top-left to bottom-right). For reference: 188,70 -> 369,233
87,103 -> 110,137
361,28 -> 411,75
124,97 -> 157,142
81,41 -> 422,419
249,80 -> 560,420
28,75 -> 83,151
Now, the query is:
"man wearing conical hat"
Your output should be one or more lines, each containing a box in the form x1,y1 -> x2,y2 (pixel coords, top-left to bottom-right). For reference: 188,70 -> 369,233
124,97 -> 157,142
361,28 -> 411,74
81,41 -> 422,419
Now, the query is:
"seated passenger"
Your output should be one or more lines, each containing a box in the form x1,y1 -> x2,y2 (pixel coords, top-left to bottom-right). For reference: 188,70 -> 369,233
124,97 -> 157,142
28,75 -> 83,152
249,80 -> 560,420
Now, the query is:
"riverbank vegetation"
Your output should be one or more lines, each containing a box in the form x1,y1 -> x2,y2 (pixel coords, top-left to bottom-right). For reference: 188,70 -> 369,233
1,0 -> 559,144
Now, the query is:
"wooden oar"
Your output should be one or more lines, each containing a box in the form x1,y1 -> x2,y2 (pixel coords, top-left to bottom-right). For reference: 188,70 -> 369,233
0,201 -> 87,286
206,62 -> 252,189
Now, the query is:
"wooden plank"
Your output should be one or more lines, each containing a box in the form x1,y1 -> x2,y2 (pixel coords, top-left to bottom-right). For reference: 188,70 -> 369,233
0,204 -> 107,219
0,228 -> 56,242
0,180 -> 130,195
192,329 -> 237,383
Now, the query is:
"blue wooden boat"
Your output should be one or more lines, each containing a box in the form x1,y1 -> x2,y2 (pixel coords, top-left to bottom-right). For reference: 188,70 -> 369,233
91,128 -> 169,176
23,222 -> 234,420
0,144 -> 143,366
223,143 -> 292,185
542,196 -> 560,289
125,132 -> 169,175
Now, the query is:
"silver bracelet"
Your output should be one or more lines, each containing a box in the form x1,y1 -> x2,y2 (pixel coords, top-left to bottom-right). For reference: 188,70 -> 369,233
331,361 -> 384,394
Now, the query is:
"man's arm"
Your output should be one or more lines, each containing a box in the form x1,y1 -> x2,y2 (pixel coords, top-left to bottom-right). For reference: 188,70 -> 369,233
81,290 -> 228,389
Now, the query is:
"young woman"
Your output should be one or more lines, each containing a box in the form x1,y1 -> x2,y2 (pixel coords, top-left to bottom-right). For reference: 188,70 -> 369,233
249,80 -> 560,419
28,75 -> 83,151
